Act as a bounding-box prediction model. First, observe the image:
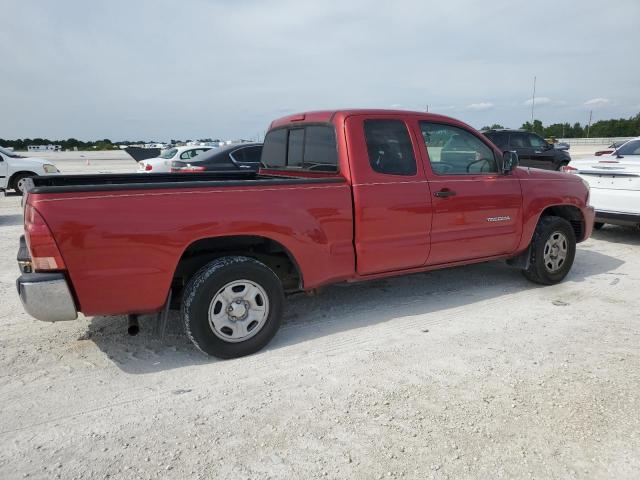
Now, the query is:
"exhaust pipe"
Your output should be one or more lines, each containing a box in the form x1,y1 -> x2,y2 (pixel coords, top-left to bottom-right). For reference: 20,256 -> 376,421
127,314 -> 140,336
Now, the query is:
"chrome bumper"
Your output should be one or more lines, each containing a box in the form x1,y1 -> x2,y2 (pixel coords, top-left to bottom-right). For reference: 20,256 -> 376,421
16,270 -> 78,322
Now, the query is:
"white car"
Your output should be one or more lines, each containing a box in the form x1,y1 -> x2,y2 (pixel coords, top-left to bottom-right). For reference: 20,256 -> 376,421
0,146 -> 60,195
563,137 -> 640,229
137,146 -> 213,173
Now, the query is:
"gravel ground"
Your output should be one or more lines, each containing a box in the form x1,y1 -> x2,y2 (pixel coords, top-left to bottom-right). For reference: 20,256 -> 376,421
1,170 -> 639,479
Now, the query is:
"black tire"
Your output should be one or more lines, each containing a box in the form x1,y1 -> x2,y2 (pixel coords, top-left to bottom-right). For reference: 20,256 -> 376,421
182,256 -> 284,359
593,222 -> 604,230
11,172 -> 35,195
522,216 -> 576,285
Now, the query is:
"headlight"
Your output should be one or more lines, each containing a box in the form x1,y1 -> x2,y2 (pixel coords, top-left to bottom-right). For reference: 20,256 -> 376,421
43,164 -> 59,173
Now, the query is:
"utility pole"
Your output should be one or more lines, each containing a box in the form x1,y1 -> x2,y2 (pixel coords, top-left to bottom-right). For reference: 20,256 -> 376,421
586,110 -> 593,138
425,105 -> 429,113
530,75 -> 536,130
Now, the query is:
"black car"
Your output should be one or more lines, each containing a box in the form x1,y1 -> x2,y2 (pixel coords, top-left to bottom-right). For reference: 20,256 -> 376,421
482,129 -> 571,170
171,143 -> 262,173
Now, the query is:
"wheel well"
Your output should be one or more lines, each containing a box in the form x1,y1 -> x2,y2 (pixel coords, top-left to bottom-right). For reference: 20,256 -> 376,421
173,235 -> 303,293
539,205 -> 585,240
9,171 -> 37,187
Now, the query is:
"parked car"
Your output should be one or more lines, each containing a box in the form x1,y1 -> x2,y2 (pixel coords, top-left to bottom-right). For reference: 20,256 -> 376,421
16,109 -> 593,358
594,139 -> 633,157
483,129 -> 571,170
137,146 -> 213,173
0,146 -> 60,195
170,143 -> 262,173
562,137 -> 640,229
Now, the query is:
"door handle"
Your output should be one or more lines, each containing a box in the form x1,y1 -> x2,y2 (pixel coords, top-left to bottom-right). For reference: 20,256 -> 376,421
434,189 -> 456,198
534,150 -> 542,154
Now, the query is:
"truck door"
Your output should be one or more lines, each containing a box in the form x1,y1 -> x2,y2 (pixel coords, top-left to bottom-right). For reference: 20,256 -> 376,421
417,121 -> 523,265
345,115 -> 433,275
526,133 -> 557,170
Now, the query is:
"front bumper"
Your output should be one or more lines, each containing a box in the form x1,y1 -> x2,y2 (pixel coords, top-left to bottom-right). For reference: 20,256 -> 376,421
16,236 -> 77,322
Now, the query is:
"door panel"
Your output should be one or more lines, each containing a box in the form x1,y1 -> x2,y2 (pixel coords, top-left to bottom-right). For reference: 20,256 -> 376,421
426,175 -> 523,264
345,115 -> 433,275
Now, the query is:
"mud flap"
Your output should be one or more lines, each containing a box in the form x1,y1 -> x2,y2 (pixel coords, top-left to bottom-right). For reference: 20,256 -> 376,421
506,245 -> 532,270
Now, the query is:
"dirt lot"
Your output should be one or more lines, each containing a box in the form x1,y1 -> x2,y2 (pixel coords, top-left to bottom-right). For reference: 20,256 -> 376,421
1,180 -> 639,479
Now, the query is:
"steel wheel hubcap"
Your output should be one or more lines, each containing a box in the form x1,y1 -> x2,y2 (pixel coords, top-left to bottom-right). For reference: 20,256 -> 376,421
17,178 -> 28,192
543,231 -> 568,273
208,280 -> 269,343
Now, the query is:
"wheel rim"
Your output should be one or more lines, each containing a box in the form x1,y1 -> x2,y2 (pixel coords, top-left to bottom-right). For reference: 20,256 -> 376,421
543,231 -> 568,273
16,177 -> 28,192
208,280 -> 269,343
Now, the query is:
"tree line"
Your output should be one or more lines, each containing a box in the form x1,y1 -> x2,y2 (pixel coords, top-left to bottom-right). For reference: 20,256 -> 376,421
482,112 -> 640,138
0,138 -> 126,151
0,137 -> 225,151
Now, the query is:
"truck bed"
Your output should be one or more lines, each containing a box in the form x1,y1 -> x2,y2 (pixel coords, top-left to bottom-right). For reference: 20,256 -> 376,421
26,172 -> 340,194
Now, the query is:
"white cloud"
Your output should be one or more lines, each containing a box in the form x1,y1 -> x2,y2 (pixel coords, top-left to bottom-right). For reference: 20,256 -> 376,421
466,102 -> 494,111
584,98 -> 610,107
524,97 -> 551,106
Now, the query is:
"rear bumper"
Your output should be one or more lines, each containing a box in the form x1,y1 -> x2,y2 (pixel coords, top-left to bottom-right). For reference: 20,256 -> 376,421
16,273 -> 78,322
595,210 -> 640,226
16,235 -> 77,322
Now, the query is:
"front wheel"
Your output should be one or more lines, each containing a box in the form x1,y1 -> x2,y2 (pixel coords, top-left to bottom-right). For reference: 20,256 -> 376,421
522,216 -> 576,285
12,173 -> 35,195
182,256 -> 284,359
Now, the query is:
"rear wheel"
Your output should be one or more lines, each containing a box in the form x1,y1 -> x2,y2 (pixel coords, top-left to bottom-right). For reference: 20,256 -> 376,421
182,256 -> 284,358
593,222 -> 604,230
522,216 -> 576,285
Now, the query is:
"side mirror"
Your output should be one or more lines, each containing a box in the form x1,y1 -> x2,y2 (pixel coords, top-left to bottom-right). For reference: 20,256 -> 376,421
502,150 -> 519,173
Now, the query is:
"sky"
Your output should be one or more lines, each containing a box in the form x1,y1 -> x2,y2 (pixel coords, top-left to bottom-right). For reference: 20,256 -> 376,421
1,0 -> 639,141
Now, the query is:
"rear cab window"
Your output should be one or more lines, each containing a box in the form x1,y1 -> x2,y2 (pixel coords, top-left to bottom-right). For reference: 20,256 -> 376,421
261,125 -> 338,173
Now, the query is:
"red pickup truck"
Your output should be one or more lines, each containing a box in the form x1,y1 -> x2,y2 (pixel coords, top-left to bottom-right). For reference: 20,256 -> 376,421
17,110 -> 594,358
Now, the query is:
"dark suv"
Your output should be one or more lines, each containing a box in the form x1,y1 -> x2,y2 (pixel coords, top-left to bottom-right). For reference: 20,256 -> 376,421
482,129 -> 571,170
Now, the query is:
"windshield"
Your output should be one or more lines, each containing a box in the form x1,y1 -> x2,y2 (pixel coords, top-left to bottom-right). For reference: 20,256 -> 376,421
0,146 -> 19,157
616,139 -> 640,156
159,148 -> 178,159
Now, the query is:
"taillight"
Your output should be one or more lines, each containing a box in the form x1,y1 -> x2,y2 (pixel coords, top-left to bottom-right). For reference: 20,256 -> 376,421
24,204 -> 66,271
561,165 -> 577,173
145,163 -> 153,171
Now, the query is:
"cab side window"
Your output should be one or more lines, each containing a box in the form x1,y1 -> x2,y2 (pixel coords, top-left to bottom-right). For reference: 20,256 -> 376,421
420,122 -> 497,175
364,120 -> 416,176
